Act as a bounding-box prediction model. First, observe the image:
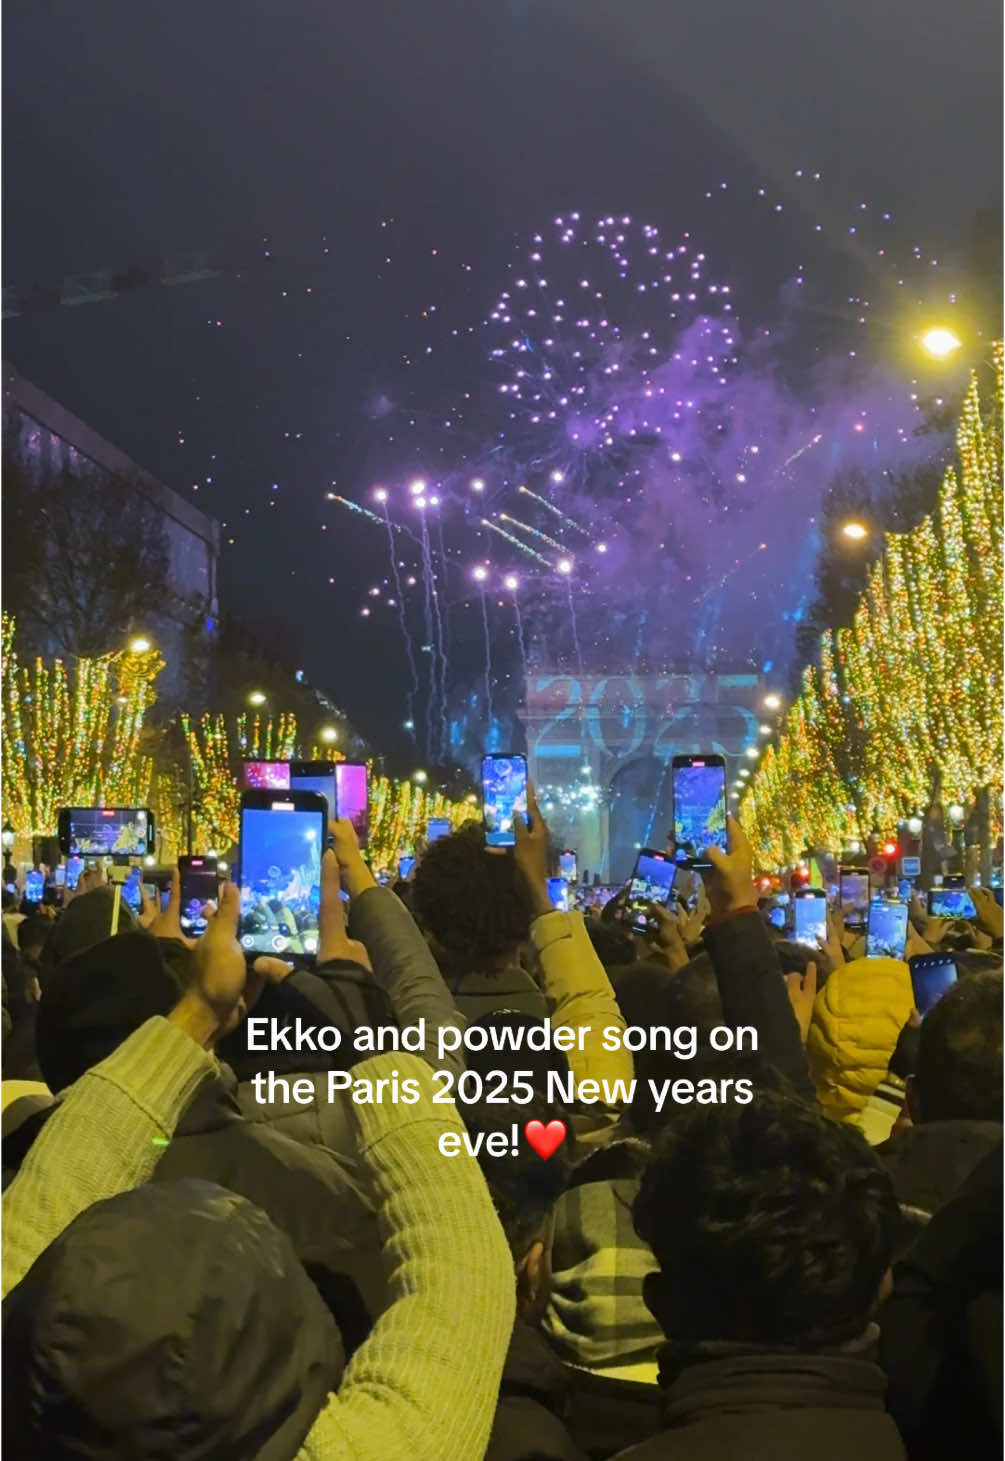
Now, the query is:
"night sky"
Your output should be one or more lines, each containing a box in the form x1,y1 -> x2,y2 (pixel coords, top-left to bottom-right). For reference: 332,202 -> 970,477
4,0 -> 1001,752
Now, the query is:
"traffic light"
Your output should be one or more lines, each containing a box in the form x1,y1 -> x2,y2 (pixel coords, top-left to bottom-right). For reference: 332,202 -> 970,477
882,841 -> 899,859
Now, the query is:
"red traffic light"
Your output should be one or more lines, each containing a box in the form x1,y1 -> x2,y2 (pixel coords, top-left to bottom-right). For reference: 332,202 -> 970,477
882,841 -> 899,858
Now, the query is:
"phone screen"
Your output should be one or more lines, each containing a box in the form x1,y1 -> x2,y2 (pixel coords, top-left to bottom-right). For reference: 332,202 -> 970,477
335,763 -> 369,848
238,794 -> 326,957
558,850 -> 577,882
53,865 -> 66,887
622,850 -> 676,933
398,855 -> 416,879
547,877 -> 570,912
290,763 -> 337,823
427,818 -> 451,843
481,754 -> 528,849
793,892 -> 827,948
243,761 -> 291,791
672,757 -> 727,868
767,903 -> 788,930
65,855 -> 83,890
866,899 -> 910,959
179,857 -> 219,939
927,886 -> 978,920
994,887 -> 1004,908
839,869 -> 871,927
60,807 -> 152,857
121,871 -> 143,911
909,954 -> 958,1017
24,870 -> 44,903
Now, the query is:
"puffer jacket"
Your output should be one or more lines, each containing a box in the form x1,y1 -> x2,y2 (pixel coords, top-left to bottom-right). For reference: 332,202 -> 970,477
807,957 -> 913,1124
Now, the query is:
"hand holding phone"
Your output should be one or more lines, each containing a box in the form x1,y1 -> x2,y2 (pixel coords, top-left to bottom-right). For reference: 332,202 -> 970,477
671,755 -> 727,870
866,898 -> 910,959
793,890 -> 828,949
482,753 -> 529,848
178,855 -> 219,939
621,849 -> 676,934
699,814 -> 757,920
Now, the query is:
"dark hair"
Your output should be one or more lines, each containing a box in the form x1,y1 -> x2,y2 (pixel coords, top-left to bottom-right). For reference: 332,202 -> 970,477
411,824 -> 534,977
774,938 -> 833,988
462,1092 -> 571,1258
634,1092 -> 900,1347
15,913 -> 52,966
916,971 -> 1003,1123
585,917 -> 637,971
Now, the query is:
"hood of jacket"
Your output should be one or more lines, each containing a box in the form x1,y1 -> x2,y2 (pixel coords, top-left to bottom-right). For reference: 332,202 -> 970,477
877,1118 -> 1002,1216
807,957 -> 913,1123
2,1178 -> 343,1461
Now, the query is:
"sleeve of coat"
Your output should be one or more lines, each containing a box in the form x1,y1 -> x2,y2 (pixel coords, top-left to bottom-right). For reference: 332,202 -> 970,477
529,910 -> 634,1090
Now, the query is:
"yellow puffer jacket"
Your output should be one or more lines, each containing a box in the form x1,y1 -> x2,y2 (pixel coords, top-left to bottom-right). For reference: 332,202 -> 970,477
806,956 -> 913,1125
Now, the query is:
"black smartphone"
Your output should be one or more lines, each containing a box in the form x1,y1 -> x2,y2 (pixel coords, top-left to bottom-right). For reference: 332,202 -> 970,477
481,753 -> 529,849
866,897 -> 910,959
238,791 -> 327,958
398,855 -> 416,880
121,868 -> 143,911
290,761 -> 337,824
909,953 -> 958,1017
23,869 -> 44,904
671,754 -> 727,870
335,762 -> 370,849
793,888 -> 828,948
242,761 -> 291,791
994,887 -> 1004,908
558,850 -> 578,883
178,854 -> 219,939
58,807 -> 154,858
622,848 -> 676,934
838,865 -> 871,930
926,886 -> 977,920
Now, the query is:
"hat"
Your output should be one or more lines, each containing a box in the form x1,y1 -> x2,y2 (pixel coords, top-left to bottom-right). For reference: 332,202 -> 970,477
3,1178 -> 343,1461
38,886 -> 137,969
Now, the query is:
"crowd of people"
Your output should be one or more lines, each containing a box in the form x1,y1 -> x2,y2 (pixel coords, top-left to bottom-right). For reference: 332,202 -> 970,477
2,784 -> 1001,1460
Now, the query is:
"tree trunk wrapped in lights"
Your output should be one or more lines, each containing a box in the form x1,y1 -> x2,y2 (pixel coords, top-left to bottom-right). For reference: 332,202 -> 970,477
742,343 -> 1003,864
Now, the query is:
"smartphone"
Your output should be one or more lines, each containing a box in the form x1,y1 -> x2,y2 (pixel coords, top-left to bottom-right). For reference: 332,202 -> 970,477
547,876 -> 570,912
58,807 -> 154,858
178,854 -> 219,939
336,762 -> 370,849
142,882 -> 158,902
24,869 -> 44,903
994,888 -> 1004,908
622,849 -> 676,934
558,850 -> 578,883
242,761 -> 291,791
927,886 -> 977,920
481,753 -> 529,849
398,855 -> 416,880
65,855 -> 83,891
427,817 -> 451,843
238,791 -> 327,957
290,761 -> 337,823
671,755 -> 727,870
839,865 -> 871,929
909,953 -> 958,1017
793,889 -> 828,948
121,869 -> 143,911
866,898 -> 910,959
766,903 -> 788,931
53,865 -> 66,888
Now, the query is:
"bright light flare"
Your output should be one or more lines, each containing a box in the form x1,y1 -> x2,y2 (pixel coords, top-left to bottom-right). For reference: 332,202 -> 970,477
841,519 -> 869,541
921,327 -> 961,359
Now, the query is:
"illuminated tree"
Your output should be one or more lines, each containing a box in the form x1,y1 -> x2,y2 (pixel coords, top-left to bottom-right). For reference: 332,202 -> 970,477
743,344 -> 1003,863
1,612 -> 163,837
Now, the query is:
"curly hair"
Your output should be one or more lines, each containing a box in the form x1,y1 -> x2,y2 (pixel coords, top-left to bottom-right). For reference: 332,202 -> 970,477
411,823 -> 534,976
633,1091 -> 900,1347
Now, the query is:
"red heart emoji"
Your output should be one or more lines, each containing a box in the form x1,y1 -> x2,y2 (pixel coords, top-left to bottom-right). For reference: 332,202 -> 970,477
524,1119 -> 566,1160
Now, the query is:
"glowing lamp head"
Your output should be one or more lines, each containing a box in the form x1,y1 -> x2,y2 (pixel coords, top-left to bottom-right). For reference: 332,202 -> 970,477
557,559 -> 573,575
745,746 -> 759,760
470,478 -> 485,492
921,327 -> 962,359
409,479 -> 426,496
128,636 -> 152,654
905,815 -> 923,836
247,690 -> 267,707
472,565 -> 488,582
414,769 -> 428,785
504,574 -> 519,591
373,487 -> 388,503
947,802 -> 966,825
841,519 -> 869,541
550,470 -> 564,484
763,693 -> 781,711
319,726 -> 338,744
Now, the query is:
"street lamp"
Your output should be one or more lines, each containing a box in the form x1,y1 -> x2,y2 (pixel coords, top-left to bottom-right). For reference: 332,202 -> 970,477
318,726 -> 339,744
1,822 -> 15,854
414,769 -> 428,785
763,693 -> 781,711
128,635 -> 152,654
906,814 -> 923,837
745,746 -> 759,760
921,327 -> 962,360
841,520 -> 869,542
247,690 -> 267,707
947,803 -> 966,827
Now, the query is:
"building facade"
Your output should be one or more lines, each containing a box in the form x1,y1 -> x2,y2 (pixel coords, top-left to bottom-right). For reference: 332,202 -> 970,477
519,670 -> 767,882
3,364 -> 219,703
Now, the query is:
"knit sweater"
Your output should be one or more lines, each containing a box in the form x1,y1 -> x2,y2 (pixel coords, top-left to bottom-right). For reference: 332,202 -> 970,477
2,1017 -> 515,1461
